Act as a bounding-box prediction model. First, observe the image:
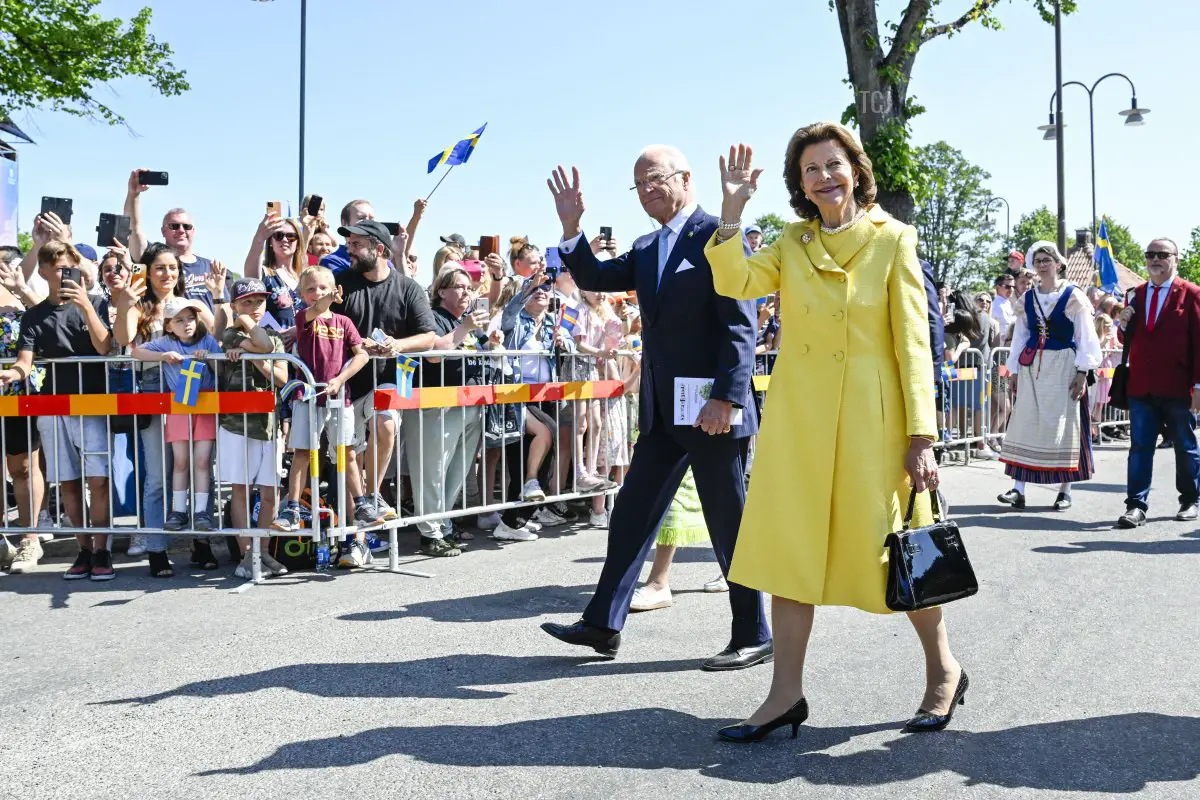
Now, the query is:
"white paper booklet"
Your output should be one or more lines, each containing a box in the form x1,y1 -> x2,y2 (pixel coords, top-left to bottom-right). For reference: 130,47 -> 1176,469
673,377 -> 745,426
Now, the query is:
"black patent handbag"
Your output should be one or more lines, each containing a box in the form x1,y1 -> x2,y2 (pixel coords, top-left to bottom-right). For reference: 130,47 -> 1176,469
884,489 -> 979,612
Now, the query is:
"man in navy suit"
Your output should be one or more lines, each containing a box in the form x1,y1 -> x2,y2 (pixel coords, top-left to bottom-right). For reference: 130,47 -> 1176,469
540,145 -> 772,671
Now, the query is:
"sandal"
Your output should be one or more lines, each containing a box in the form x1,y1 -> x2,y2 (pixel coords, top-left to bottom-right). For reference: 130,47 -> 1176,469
148,550 -> 174,578
191,540 -> 219,570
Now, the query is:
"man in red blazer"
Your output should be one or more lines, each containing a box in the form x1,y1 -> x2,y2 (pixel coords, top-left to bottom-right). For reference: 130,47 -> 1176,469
1116,238 -> 1200,528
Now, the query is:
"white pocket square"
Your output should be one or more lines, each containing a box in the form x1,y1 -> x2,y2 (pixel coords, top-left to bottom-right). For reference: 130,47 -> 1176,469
676,259 -> 698,274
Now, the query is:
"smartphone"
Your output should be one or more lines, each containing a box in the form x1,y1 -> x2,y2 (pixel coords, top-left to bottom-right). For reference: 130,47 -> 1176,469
60,266 -> 83,288
266,201 -> 282,215
479,235 -> 500,259
138,170 -> 169,186
472,297 -> 490,314
370,328 -> 388,344
130,262 -> 146,291
548,297 -> 562,315
306,194 -> 323,217
96,213 -> 131,248
544,246 -> 563,274
599,226 -> 613,242
40,196 -> 74,225
382,222 -> 400,236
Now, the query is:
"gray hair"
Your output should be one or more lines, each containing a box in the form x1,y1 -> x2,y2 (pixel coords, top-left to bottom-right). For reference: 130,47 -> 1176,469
162,207 -> 191,223
1149,237 -> 1179,255
636,144 -> 691,174
0,245 -> 22,267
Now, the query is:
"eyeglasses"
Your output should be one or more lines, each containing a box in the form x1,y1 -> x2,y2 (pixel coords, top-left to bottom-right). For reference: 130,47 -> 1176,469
1145,250 -> 1176,260
629,170 -> 684,192
1032,258 -> 1057,267
167,223 -> 194,231
272,232 -> 298,243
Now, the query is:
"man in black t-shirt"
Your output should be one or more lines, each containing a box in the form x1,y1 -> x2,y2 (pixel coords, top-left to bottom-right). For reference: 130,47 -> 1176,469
0,241 -> 115,581
333,219 -> 436,519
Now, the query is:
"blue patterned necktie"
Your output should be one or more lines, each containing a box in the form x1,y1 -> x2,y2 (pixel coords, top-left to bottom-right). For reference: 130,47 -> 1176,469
657,225 -> 671,288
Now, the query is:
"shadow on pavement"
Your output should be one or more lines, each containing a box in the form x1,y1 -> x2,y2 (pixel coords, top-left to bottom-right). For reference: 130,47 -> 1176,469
574,547 -> 719,566
195,709 -> 1200,792
338,584 -> 595,623
950,505 -> 1116,533
1034,529 -> 1200,556
96,654 -> 698,704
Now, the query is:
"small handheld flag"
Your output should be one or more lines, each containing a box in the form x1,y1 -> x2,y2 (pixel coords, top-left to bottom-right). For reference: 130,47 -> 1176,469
175,359 -> 205,407
559,304 -> 581,335
1094,217 -> 1119,294
427,123 -> 487,174
630,336 -> 642,352
280,379 -> 315,405
396,355 -> 418,400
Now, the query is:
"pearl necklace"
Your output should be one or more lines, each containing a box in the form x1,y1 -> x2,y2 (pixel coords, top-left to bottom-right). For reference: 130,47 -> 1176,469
820,208 -> 865,235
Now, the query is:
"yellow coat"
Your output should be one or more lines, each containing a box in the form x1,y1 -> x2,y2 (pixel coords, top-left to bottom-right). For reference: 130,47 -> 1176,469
705,205 -> 936,614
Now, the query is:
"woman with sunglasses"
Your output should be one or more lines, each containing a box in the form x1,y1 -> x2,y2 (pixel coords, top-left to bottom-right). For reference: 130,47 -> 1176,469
243,214 -> 304,328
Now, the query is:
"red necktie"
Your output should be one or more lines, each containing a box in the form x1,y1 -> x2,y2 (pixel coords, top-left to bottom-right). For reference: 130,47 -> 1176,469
1147,285 -> 1160,332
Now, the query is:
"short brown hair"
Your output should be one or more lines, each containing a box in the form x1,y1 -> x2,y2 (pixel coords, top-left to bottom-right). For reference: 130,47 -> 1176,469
430,267 -> 471,309
38,240 -> 81,269
783,122 -> 877,220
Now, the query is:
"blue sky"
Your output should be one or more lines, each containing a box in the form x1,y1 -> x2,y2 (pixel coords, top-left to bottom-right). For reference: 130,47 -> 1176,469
8,0 -> 1197,276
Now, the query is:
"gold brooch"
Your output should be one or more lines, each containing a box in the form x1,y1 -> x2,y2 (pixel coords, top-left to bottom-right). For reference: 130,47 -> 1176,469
801,231 -> 813,244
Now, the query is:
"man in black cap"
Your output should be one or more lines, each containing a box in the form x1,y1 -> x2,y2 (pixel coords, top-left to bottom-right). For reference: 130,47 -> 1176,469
333,219 -> 437,527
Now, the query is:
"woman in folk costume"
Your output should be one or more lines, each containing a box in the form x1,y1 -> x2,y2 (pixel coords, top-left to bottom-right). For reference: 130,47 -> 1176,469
997,241 -> 1102,511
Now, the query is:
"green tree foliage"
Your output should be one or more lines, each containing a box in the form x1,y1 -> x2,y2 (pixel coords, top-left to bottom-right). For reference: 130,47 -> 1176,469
753,213 -> 787,247
1010,206 -> 1058,257
0,1 -> 189,126
1177,227 -> 1200,284
911,142 -> 999,288
17,230 -> 32,253
832,0 -> 1076,222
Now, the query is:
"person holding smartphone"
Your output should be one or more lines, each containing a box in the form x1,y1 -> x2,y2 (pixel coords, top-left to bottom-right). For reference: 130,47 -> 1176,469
0,242 -> 115,581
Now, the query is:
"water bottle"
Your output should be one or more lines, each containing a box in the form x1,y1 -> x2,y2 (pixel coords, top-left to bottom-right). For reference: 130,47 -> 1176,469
316,540 -> 331,572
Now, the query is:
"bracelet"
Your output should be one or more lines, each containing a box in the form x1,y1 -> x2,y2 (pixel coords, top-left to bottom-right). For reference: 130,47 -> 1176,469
213,298 -> 228,305
717,219 -> 741,232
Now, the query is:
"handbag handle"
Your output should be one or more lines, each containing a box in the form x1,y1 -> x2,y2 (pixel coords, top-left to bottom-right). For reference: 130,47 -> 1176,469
902,486 -> 943,530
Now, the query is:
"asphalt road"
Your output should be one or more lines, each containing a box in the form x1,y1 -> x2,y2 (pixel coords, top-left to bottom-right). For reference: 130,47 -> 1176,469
2,444 -> 1198,799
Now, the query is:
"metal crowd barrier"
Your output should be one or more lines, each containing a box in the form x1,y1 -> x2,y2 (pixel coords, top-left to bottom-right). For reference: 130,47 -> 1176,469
0,349 -> 638,585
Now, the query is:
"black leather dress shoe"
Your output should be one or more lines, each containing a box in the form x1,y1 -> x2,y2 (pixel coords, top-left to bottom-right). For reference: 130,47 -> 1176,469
718,697 -> 809,743
1175,503 -> 1198,521
540,620 -> 621,656
1052,492 -> 1072,511
1117,508 -> 1147,529
905,670 -> 969,733
997,489 -> 1026,509
702,641 -> 774,672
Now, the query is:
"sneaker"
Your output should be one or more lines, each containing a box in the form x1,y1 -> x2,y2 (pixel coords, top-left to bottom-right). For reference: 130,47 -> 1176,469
521,517 -> 543,532
492,521 -> 539,542
353,500 -> 385,527
63,549 -> 92,580
271,506 -> 302,532
89,549 -> 116,581
973,445 -> 999,460
704,575 -> 730,593
234,552 -> 256,580
337,538 -> 372,568
589,511 -> 609,528
576,473 -> 609,491
532,507 -> 569,528
126,534 -> 148,557
376,496 -> 398,522
420,536 -> 462,557
8,538 -> 43,574
442,519 -> 472,545
192,511 -> 214,532
0,536 -> 14,569
550,502 -> 579,523
366,532 -> 390,554
163,510 -> 188,532
476,512 -> 501,530
630,584 -> 673,611
522,479 -> 546,502
36,510 -> 55,541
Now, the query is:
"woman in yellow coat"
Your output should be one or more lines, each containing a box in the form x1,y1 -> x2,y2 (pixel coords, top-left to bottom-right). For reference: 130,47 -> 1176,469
705,124 -> 966,743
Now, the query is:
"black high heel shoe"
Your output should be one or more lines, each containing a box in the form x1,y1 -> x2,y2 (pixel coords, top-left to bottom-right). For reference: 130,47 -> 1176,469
717,697 -> 809,743
905,670 -> 969,732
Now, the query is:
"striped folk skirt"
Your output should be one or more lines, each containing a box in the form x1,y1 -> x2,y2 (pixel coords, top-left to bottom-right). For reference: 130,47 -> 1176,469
1000,348 -> 1094,484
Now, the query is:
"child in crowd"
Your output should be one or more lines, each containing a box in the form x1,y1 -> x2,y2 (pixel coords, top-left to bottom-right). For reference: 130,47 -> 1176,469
272,266 -> 381,568
132,297 -> 221,534
1092,313 -> 1120,442
215,278 -> 290,579
0,242 -> 114,580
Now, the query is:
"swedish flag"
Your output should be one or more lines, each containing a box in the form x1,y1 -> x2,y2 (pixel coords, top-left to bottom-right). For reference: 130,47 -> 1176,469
427,123 -> 487,174
396,355 -> 418,399
175,359 -> 204,407
1094,217 -> 1119,293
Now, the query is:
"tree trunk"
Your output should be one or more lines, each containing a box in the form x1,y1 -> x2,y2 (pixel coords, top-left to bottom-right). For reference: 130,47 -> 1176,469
876,187 -> 915,225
